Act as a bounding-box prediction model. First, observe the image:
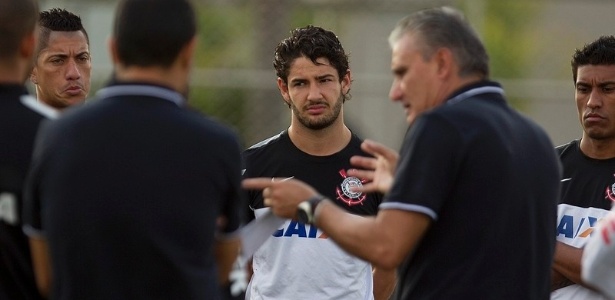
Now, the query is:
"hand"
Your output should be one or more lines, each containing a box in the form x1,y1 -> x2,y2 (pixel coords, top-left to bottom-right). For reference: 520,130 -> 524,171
242,178 -> 319,219
347,139 -> 399,194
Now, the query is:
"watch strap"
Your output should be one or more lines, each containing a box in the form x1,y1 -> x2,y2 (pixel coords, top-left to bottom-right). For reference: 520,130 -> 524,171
297,195 -> 325,224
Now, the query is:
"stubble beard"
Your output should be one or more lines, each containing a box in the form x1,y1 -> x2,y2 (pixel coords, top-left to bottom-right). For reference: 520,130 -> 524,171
291,94 -> 344,130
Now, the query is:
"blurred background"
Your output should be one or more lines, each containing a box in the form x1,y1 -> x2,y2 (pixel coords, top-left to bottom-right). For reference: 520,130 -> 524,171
37,0 -> 615,150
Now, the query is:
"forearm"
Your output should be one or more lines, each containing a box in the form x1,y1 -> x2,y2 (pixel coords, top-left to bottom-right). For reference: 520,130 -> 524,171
551,269 -> 573,291
314,200 -> 429,270
552,241 -> 583,286
214,237 -> 240,285
29,237 -> 52,298
315,201 -> 392,267
372,267 -> 396,300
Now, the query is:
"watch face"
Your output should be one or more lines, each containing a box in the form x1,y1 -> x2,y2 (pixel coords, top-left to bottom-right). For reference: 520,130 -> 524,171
296,208 -> 310,224
296,202 -> 312,224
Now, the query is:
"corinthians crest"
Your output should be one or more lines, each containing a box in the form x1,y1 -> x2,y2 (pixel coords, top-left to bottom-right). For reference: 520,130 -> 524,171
606,174 -> 615,202
604,174 -> 615,202
336,169 -> 366,206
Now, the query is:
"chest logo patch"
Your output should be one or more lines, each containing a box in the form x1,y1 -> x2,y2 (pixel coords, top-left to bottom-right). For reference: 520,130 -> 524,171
605,174 -> 615,202
336,169 -> 366,206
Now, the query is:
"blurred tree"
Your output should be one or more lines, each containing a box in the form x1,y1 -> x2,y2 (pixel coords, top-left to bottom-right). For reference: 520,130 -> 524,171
459,0 -> 544,108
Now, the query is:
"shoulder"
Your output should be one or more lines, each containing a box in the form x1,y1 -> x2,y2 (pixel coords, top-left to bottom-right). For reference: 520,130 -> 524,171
244,131 -> 286,155
555,140 -> 579,156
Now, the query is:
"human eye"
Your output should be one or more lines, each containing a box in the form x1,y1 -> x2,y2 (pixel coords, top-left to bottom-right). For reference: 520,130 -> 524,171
78,53 -> 91,63
602,84 -> 615,93
392,67 -> 406,79
49,58 -> 64,65
576,84 -> 590,94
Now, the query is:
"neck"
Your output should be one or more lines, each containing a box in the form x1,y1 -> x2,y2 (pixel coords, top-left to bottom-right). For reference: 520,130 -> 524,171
0,60 -> 28,84
580,136 -> 615,159
114,65 -> 186,94
288,117 -> 352,156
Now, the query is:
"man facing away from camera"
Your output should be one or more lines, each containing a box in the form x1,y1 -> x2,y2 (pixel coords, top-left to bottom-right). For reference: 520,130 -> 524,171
0,0 -> 56,299
22,0 -> 244,299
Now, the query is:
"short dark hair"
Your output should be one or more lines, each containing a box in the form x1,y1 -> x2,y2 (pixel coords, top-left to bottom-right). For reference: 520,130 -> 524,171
36,8 -> 89,57
273,25 -> 351,99
113,0 -> 196,68
0,0 -> 38,60
571,35 -> 615,83
389,7 -> 489,79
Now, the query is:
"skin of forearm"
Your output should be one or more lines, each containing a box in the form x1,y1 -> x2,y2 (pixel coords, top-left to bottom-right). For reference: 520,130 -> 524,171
315,201 -> 389,267
552,241 -> 584,286
372,267 -> 397,300
314,200 -> 429,270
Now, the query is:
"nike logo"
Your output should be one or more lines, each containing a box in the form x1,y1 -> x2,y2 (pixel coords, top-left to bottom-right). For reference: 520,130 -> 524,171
561,178 -> 572,182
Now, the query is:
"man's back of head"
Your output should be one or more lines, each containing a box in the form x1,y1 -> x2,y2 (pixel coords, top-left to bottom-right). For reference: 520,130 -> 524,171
113,0 -> 196,69
0,0 -> 39,82
110,0 -> 197,96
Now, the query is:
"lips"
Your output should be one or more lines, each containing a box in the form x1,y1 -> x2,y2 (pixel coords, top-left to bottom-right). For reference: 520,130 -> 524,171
64,86 -> 83,96
306,104 -> 327,114
585,112 -> 604,121
584,112 -> 607,125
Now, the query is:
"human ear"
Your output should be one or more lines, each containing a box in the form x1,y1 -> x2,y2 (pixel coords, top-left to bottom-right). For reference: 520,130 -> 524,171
277,77 -> 291,106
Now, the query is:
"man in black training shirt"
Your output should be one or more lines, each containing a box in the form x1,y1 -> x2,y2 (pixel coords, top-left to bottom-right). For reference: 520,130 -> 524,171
0,1 -> 56,299
22,0 -> 244,299
244,7 -> 561,300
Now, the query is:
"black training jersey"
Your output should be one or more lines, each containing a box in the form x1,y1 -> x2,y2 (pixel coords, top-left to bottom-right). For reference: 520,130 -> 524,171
552,140 -> 614,298
557,140 -> 615,211
243,130 -> 381,216
242,129 -> 383,299
383,81 -> 560,299
0,84 -> 53,300
22,83 -> 244,300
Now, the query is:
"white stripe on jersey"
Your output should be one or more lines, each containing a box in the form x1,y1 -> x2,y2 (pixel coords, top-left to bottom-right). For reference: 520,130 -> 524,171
20,95 -> 58,119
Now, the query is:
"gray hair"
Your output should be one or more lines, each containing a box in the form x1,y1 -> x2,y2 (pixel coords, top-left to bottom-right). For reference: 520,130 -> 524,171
388,6 -> 489,78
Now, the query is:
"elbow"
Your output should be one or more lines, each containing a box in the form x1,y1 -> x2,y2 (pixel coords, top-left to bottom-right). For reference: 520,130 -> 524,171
369,244 -> 405,270
36,279 -> 51,299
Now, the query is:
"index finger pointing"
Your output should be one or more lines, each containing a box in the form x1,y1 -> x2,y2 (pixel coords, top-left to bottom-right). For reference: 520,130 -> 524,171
242,178 -> 274,190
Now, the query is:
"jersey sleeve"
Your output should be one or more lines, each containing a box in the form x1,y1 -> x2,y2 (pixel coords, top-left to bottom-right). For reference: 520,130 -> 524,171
22,120 -> 54,237
582,206 -> 615,299
218,135 -> 246,236
380,114 -> 463,220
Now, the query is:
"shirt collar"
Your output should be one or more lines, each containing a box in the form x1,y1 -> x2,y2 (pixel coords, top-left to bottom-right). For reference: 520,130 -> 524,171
446,80 -> 504,105
96,82 -> 185,106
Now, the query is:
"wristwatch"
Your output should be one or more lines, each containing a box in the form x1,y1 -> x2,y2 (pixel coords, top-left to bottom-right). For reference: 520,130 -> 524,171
296,195 -> 325,224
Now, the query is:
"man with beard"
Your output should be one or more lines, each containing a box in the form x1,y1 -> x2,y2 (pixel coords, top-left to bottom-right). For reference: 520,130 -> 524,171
241,25 -> 396,300
30,8 -> 91,110
244,8 -> 560,299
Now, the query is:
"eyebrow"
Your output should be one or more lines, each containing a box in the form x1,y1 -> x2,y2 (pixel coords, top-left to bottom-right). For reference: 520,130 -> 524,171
289,73 -> 335,83
315,74 -> 335,80
576,80 -> 615,87
46,51 -> 90,58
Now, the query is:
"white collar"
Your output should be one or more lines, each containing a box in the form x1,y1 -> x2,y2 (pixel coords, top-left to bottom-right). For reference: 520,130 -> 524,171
96,84 -> 184,106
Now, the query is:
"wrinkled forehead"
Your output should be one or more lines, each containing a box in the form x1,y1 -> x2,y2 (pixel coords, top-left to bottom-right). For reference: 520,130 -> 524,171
576,64 -> 615,84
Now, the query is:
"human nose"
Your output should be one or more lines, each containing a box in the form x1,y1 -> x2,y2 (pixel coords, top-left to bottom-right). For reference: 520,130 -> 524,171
587,90 -> 602,109
307,83 -> 322,100
65,59 -> 81,80
389,80 -> 402,102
